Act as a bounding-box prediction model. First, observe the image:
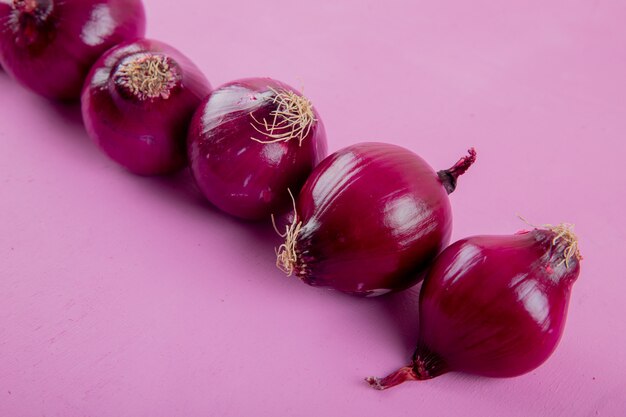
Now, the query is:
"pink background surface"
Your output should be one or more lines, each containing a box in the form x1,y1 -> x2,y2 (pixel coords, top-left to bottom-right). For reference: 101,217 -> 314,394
1,0 -> 625,416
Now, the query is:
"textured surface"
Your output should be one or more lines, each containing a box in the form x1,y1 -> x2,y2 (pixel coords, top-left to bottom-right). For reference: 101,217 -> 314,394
1,0 -> 625,416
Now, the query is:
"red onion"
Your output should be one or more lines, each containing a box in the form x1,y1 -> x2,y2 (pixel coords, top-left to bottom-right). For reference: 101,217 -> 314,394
81,39 -> 211,175
187,78 -> 327,220
0,0 -> 146,100
366,224 -> 582,389
275,143 -> 476,296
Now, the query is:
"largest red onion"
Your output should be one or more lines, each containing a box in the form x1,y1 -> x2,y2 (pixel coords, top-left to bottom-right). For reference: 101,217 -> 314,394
0,0 -> 146,100
276,142 -> 476,296
367,224 -> 582,389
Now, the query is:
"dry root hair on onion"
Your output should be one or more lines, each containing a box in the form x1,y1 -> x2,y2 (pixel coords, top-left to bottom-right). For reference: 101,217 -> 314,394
114,54 -> 181,100
518,216 -> 581,267
250,87 -> 317,146
272,189 -> 304,276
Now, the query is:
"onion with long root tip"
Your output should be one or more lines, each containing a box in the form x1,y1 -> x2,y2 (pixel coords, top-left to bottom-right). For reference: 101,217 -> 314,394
274,142 -> 476,296
187,78 -> 327,221
0,0 -> 146,100
366,223 -> 582,389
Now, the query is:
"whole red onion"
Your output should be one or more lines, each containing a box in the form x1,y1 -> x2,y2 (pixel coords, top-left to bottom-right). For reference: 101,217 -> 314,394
187,78 -> 327,220
276,143 -> 476,296
367,224 -> 582,389
82,39 -> 211,175
0,0 -> 146,100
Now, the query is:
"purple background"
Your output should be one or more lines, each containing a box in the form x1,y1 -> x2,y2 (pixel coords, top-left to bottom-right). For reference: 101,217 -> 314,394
1,0 -> 625,416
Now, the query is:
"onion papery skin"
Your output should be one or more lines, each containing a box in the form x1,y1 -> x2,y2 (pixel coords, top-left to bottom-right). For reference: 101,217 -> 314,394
284,142 -> 475,296
0,0 -> 146,100
81,39 -> 211,175
367,227 -> 581,389
187,78 -> 327,221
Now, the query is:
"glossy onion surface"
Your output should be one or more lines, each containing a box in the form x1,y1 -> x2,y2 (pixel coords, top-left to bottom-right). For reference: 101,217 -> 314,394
367,226 -> 581,389
278,142 -> 475,296
82,39 -> 211,175
0,0 -> 146,100
188,78 -> 327,220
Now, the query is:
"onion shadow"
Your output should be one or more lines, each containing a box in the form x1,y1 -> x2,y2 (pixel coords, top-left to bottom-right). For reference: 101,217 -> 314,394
366,284 -> 423,358
138,166 -> 283,268
45,98 -> 85,130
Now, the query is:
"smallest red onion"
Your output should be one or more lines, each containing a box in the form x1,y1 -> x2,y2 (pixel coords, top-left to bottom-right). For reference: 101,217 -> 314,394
81,39 -> 211,175
366,223 -> 582,389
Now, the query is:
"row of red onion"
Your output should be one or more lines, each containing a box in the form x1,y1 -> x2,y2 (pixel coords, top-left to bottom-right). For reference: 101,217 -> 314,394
0,0 -> 582,389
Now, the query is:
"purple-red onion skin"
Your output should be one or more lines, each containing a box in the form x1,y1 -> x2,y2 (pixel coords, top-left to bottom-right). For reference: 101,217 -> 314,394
291,143 -> 457,296
0,0 -> 146,100
81,39 -> 211,175
367,228 -> 581,389
187,78 -> 327,220
418,230 -> 580,377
